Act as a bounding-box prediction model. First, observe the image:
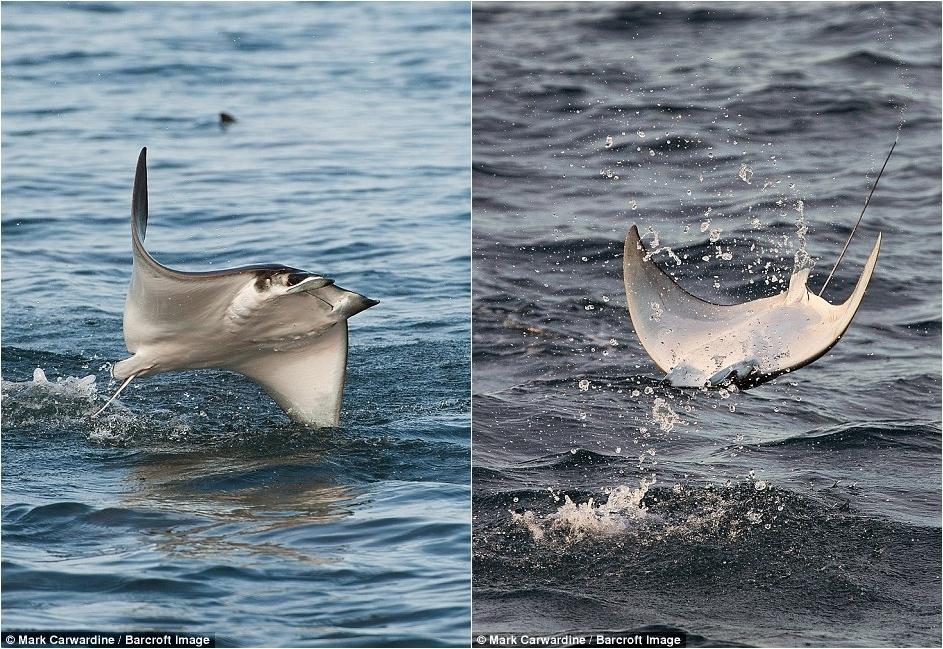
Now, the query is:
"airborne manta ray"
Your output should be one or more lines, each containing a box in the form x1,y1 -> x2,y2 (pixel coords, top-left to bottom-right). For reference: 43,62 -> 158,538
622,224 -> 880,389
94,148 -> 378,427
622,140 -> 896,390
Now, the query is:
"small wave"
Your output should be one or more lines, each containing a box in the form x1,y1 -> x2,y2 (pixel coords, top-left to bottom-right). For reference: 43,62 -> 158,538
2,106 -> 82,117
519,448 -> 620,470
899,318 -> 942,336
3,501 -> 198,542
756,421 -> 942,452
740,83 -> 906,119
586,4 -> 758,32
68,2 -> 126,13
8,50 -> 112,66
115,63 -> 231,78
827,49 -> 913,69
473,160 -> 535,179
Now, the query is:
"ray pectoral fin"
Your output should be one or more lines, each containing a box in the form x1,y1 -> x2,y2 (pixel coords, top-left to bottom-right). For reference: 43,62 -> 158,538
840,233 -> 881,312
132,148 -> 148,240
228,323 -> 349,428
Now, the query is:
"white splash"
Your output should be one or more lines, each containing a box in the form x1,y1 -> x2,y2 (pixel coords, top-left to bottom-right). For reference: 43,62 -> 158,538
738,162 -> 753,184
511,478 -> 656,543
792,199 -> 813,273
652,397 -> 684,432
643,245 -> 683,267
1,368 -> 99,405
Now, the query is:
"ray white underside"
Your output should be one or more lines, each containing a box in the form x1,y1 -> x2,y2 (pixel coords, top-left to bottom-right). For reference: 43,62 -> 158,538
622,225 -> 881,388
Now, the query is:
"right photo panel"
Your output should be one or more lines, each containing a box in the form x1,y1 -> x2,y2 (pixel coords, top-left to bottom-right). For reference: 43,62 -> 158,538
472,2 -> 941,647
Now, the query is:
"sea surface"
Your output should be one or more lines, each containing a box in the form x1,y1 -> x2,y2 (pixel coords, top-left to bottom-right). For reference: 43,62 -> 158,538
472,3 -> 941,646
1,2 -> 470,647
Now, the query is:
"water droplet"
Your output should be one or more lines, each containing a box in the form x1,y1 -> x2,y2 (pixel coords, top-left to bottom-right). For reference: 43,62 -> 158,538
738,162 -> 753,184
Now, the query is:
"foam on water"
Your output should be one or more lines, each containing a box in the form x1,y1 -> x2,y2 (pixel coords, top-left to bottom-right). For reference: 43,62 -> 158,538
511,478 -> 656,543
507,478 -> 803,547
651,397 -> 685,433
1,367 -> 192,445
2,367 -> 100,413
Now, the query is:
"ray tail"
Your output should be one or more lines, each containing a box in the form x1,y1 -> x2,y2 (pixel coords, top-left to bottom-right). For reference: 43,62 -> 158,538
91,373 -> 137,418
819,138 -> 896,296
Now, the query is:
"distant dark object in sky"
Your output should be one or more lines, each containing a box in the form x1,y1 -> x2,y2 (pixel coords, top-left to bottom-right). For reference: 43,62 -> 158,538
219,112 -> 237,125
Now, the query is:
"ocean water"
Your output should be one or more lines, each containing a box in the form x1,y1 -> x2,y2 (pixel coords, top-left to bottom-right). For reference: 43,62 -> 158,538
1,2 -> 470,646
472,2 -> 941,646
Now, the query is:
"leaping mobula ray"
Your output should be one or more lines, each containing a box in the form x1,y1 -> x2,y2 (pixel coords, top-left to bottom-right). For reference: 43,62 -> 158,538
623,225 -> 880,389
623,142 -> 894,389
93,148 -> 378,427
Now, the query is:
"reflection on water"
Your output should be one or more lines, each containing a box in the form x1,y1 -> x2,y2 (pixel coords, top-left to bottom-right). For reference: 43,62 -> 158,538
125,450 -> 360,565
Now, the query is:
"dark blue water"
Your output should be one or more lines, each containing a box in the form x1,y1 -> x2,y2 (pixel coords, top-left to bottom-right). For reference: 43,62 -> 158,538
2,2 -> 470,646
472,3 -> 940,646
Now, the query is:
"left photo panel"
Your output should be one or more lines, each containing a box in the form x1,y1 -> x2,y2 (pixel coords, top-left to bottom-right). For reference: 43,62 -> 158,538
1,2 -> 471,647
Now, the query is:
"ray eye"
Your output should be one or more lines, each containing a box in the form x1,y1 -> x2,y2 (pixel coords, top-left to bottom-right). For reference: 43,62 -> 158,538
254,276 -> 273,291
285,272 -> 309,287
